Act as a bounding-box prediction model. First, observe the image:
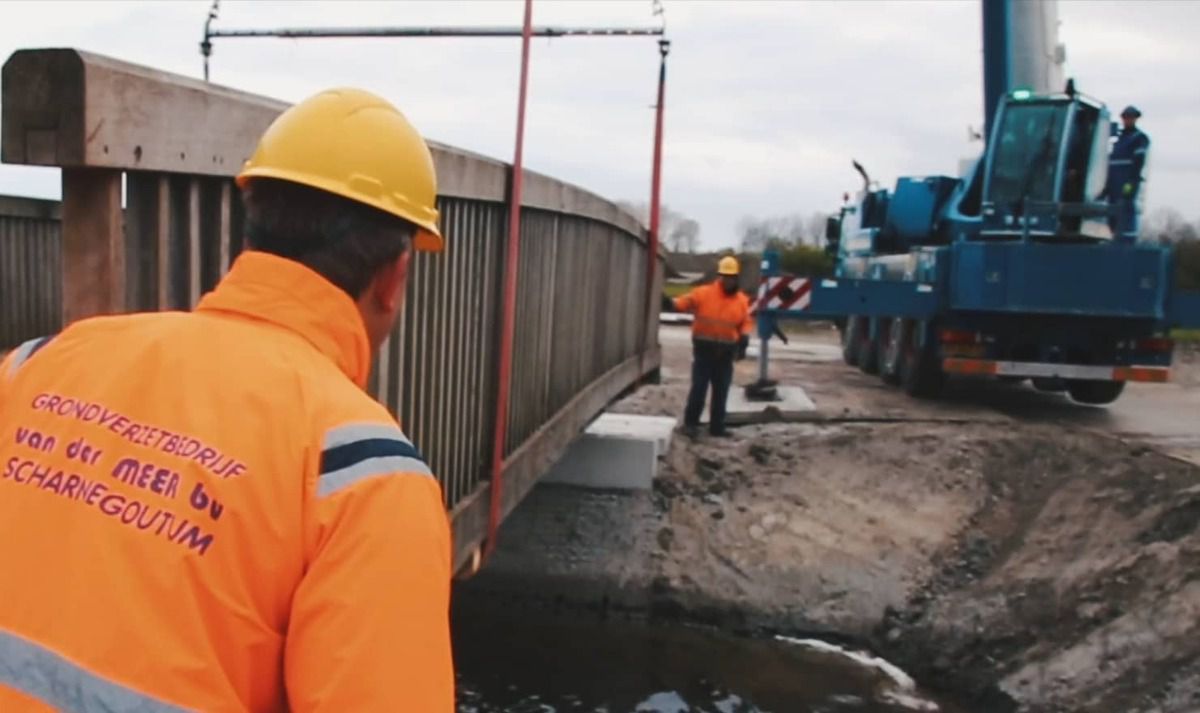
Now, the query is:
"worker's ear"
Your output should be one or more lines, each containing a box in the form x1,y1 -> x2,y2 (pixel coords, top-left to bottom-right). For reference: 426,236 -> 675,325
357,247 -> 413,351
372,249 -> 412,312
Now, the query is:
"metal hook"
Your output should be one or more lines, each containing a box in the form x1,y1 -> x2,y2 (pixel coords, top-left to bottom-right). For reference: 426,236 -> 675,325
201,0 -> 220,81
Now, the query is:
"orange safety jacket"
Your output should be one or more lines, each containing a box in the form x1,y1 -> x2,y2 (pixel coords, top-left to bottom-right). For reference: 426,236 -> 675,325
0,251 -> 453,712
673,281 -> 753,345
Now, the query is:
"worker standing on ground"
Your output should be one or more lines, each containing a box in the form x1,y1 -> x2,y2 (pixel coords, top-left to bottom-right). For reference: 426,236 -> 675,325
1101,105 -> 1150,243
663,256 -> 752,437
0,89 -> 454,711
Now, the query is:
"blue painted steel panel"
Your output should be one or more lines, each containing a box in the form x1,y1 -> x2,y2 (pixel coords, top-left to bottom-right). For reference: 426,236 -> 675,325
757,249 -> 946,336
982,0 -> 1012,138
885,176 -> 958,247
950,242 -> 1168,318
1169,291 -> 1200,328
757,278 -> 944,336
805,277 -> 944,320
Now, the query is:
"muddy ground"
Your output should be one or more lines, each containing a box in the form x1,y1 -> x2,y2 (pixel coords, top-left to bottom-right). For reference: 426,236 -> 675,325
467,327 -> 1200,712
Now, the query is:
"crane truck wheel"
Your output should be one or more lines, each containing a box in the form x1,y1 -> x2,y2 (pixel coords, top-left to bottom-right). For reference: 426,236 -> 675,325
1067,379 -> 1126,405
857,318 -> 882,375
842,316 -> 865,365
899,320 -> 944,398
879,317 -> 904,385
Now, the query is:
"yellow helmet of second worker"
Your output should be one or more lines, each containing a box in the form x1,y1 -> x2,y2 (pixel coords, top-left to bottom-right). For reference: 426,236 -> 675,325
717,256 -> 740,276
237,88 -> 443,252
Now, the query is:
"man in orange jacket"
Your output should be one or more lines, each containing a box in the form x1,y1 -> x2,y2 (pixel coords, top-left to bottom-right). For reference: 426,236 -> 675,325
665,256 -> 752,437
0,89 -> 454,711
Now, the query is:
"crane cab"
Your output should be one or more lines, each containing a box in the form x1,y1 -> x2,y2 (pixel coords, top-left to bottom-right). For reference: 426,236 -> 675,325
979,90 -> 1112,241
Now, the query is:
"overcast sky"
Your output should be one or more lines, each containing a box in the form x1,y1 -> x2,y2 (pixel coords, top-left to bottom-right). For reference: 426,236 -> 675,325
0,0 -> 1197,250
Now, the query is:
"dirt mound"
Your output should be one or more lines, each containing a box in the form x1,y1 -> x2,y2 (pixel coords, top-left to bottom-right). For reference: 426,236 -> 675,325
879,431 -> 1200,713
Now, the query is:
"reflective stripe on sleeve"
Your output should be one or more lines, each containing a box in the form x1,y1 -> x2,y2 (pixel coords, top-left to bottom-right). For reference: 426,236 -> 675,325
318,423 -> 432,497
0,629 -> 188,713
322,422 -> 414,451
4,336 -> 53,378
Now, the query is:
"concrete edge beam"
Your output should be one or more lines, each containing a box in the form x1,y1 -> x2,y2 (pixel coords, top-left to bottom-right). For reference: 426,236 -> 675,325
2,48 -> 646,237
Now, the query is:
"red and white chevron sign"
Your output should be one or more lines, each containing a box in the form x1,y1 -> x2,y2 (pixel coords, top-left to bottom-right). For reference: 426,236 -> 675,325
753,276 -> 812,312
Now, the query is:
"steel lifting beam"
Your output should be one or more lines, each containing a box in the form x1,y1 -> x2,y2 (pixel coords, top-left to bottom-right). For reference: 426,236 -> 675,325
201,1 -> 664,81
779,277 -> 942,321
203,24 -> 664,78
207,25 -> 664,38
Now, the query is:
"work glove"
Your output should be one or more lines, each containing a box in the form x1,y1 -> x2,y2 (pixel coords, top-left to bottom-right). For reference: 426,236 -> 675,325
1122,182 -> 1134,197
661,294 -> 676,313
736,334 -> 750,360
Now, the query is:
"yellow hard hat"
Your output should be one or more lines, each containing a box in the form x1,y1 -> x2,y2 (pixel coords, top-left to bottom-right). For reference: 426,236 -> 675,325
717,256 -> 740,276
237,88 -> 443,252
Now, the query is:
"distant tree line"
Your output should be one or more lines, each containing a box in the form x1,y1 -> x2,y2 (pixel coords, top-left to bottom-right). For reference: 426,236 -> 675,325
737,211 -> 835,278
737,212 -> 829,251
617,201 -> 701,254
1144,208 -> 1200,290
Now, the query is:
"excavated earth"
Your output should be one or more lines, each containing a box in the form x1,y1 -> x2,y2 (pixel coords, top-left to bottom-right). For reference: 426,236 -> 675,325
466,328 -> 1200,712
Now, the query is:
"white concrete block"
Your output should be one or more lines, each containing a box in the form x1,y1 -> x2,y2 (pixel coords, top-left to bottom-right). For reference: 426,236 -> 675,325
543,434 -> 659,491
542,414 -> 676,491
586,413 -> 676,457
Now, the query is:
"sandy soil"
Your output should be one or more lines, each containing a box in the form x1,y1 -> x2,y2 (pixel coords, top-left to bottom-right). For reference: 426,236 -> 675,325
468,327 -> 1200,712
1174,341 -> 1200,387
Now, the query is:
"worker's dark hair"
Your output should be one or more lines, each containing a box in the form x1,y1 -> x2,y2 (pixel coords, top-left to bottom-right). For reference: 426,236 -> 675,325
242,178 -> 415,298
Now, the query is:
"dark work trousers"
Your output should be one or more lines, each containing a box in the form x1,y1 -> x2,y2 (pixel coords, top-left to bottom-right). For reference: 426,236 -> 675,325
684,339 -> 736,433
1108,196 -> 1140,243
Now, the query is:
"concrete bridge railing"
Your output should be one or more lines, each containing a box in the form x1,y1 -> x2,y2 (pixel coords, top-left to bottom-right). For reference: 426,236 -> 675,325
0,48 -> 663,571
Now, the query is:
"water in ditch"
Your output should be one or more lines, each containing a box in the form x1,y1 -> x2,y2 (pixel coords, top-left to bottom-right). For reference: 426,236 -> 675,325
453,605 -> 961,713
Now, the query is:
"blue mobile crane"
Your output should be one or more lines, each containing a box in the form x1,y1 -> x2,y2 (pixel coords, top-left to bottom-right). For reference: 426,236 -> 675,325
750,3 -> 1200,406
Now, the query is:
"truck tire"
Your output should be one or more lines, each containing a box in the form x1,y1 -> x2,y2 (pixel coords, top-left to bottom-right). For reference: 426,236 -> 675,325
842,316 -> 864,365
857,318 -> 882,375
1031,377 -> 1067,393
1067,379 -> 1125,405
879,317 -> 904,385
899,320 -> 944,398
